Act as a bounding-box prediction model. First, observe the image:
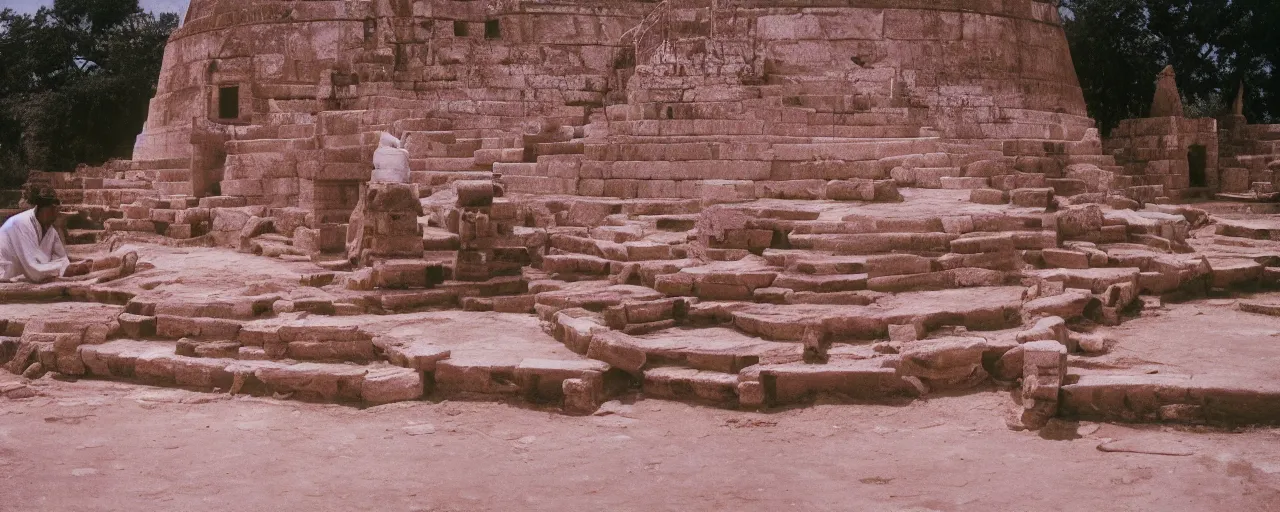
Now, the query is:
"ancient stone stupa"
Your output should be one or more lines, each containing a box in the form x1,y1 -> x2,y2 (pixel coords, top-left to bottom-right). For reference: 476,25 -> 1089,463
5,0 -> 1280,433
1149,65 -> 1185,118
115,0 -> 1097,224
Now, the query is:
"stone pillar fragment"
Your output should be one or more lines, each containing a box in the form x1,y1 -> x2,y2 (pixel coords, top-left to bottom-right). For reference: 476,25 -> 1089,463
1015,340 -> 1068,430
346,182 -> 424,266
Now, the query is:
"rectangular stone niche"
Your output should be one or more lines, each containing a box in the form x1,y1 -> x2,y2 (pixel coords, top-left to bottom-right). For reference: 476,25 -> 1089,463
217,86 -> 239,120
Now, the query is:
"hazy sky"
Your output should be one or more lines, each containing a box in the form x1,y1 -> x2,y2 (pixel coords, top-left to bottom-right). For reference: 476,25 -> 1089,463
4,0 -> 190,19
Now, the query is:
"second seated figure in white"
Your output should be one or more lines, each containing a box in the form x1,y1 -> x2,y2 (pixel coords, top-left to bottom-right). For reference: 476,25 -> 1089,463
347,132 -> 412,263
370,132 -> 410,183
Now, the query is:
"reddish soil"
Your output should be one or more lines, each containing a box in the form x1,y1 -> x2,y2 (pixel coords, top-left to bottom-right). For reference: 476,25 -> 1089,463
3,374 -> 1279,511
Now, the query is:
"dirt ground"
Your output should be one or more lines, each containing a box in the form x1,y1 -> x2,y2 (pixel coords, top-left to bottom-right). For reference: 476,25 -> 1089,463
3,374 -> 1280,512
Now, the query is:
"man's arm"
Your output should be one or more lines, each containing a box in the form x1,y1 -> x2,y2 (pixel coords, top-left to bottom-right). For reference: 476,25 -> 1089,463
50,227 -> 67,261
11,222 -> 70,281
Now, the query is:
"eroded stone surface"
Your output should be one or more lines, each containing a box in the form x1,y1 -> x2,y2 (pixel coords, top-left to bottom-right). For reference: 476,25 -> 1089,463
3,0 -> 1280,438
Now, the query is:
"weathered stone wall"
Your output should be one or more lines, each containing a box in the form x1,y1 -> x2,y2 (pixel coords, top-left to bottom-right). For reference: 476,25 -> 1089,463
66,0 -> 1113,223
566,0 -> 1100,199
617,0 -> 1092,141
124,0 -> 659,224
1105,117 -> 1218,200
1217,113 -> 1280,195
133,0 -> 656,165
133,1 -> 365,162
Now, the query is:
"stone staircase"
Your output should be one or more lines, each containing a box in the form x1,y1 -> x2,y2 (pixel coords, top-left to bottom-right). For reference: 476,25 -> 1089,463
3,178 -> 1278,418
469,185 -> 1238,408
1219,123 -> 1280,195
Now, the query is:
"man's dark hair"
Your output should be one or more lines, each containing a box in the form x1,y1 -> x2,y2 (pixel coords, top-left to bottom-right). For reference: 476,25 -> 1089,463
26,187 -> 61,209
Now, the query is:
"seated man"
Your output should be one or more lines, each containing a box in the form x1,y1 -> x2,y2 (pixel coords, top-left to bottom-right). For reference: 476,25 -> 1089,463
0,192 -> 137,283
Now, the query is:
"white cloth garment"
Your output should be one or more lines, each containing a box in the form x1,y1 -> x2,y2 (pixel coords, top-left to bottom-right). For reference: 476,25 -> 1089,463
0,208 -> 69,283
370,132 -> 410,183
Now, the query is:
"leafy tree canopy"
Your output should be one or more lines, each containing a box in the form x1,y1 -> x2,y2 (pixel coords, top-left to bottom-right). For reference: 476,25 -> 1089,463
0,0 -> 178,187
1062,0 -> 1280,135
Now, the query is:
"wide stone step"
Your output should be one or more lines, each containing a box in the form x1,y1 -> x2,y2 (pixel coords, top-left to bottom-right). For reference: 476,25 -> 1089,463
787,232 -> 957,255
541,253 -> 614,277
1216,218 -> 1280,240
504,175 -> 577,195
153,182 -> 194,197
83,189 -> 158,207
473,148 -> 523,166
226,138 -> 316,154
407,138 -> 483,159
642,366 -> 740,406
763,252 -> 866,274
409,158 -> 485,173
409,170 -> 495,190
586,141 -> 773,162
1060,373 -> 1280,425
772,139 -> 942,162
127,168 -> 192,183
1239,300 -> 1280,317
1065,154 -> 1118,167
1207,258 -> 1264,288
534,283 -> 667,321
699,287 -> 1025,342
770,272 -> 869,293
548,234 -> 678,262
765,123 -> 922,139
433,356 -> 615,411
128,158 -> 189,171
744,359 -> 909,406
652,259 -> 780,301
534,140 -> 585,157
78,340 -> 422,404
492,162 -> 540,177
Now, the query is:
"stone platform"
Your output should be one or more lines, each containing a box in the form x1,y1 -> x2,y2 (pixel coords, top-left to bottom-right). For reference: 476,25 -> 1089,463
3,183 -> 1280,429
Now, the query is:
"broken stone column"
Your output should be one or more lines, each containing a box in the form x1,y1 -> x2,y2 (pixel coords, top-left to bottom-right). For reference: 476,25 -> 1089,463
346,182 -> 424,267
1015,340 -> 1068,430
449,179 -> 529,283
801,325 -> 830,364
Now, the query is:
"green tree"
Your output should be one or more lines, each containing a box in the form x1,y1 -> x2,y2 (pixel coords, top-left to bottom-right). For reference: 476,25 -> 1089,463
1218,0 -> 1280,122
1062,0 -> 1279,134
1061,0 -> 1164,135
0,0 -> 177,188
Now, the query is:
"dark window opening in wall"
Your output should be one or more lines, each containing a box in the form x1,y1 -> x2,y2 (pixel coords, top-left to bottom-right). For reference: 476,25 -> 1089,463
363,18 -> 376,41
453,20 -> 468,37
1188,145 -> 1208,188
484,19 -> 500,39
666,106 -> 673,119
217,86 -> 239,119
394,45 -> 407,71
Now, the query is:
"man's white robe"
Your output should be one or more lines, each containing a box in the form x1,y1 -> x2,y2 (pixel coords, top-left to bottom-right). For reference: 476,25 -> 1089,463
0,208 -> 69,282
